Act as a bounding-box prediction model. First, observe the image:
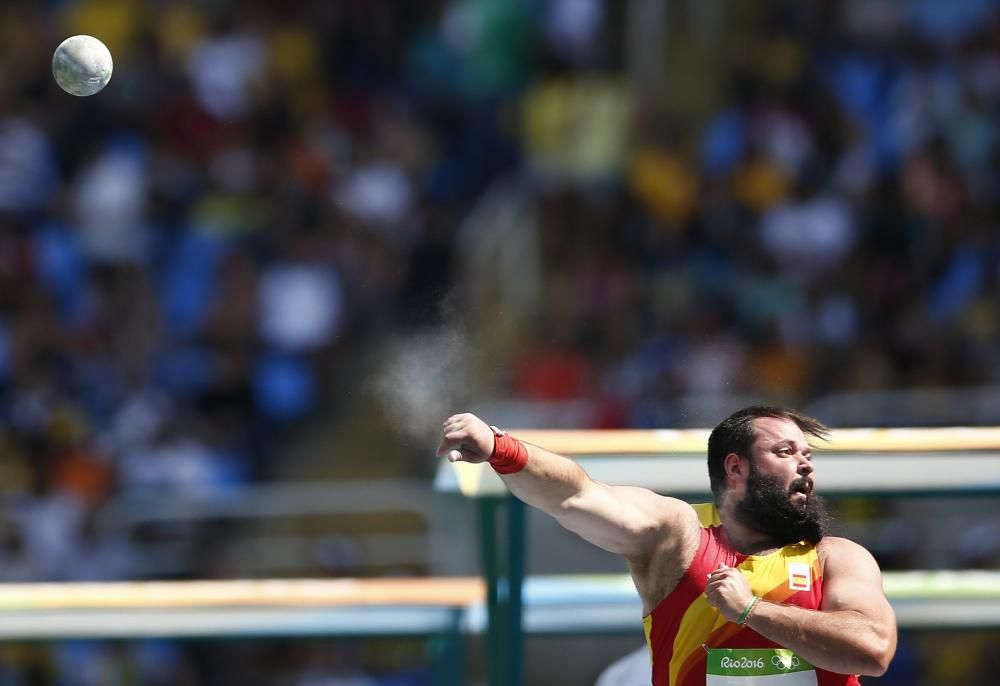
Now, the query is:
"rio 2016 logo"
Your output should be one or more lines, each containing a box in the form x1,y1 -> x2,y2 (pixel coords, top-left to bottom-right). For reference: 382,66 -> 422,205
719,656 -> 765,670
771,655 -> 801,670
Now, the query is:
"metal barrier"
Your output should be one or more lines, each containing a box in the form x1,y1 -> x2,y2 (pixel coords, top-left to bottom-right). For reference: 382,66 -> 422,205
0,572 -> 995,682
94,479 -> 450,577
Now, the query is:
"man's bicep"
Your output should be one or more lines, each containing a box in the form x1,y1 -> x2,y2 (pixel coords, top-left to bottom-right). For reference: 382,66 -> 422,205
820,538 -> 898,670
821,539 -> 895,619
560,483 -> 698,557
609,486 -> 699,533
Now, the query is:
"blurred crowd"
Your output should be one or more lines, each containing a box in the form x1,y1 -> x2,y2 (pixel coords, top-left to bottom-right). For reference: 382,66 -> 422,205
498,0 -> 1000,432
0,0 -> 995,683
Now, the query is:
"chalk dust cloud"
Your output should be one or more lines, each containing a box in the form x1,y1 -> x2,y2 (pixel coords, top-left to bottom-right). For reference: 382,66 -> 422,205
368,323 -> 474,446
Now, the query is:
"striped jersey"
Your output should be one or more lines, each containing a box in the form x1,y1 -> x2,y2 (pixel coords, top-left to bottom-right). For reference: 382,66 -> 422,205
642,503 -> 860,686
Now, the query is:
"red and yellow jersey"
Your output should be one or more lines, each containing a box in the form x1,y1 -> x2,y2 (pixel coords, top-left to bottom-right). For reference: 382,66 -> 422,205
642,503 -> 860,686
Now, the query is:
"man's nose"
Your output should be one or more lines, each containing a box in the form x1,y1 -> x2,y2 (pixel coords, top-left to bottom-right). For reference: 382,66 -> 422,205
797,458 -> 813,476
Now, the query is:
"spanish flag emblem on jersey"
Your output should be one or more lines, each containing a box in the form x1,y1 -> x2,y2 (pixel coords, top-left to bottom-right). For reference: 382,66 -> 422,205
788,562 -> 812,591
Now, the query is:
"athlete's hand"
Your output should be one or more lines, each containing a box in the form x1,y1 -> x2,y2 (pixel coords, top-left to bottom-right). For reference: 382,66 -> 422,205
437,413 -> 495,464
705,563 -> 755,623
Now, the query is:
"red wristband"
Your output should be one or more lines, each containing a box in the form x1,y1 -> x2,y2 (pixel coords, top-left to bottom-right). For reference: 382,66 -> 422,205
489,426 -> 529,474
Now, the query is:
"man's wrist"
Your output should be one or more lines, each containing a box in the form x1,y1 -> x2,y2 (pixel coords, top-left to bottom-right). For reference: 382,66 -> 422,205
488,426 -> 529,474
737,595 -> 761,625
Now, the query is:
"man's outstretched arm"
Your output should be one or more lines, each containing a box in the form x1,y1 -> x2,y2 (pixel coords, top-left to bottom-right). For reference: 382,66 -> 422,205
437,413 -> 698,560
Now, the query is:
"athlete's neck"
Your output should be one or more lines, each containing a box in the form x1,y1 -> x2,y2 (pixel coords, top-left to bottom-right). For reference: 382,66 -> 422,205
719,524 -> 780,556
717,501 -> 782,555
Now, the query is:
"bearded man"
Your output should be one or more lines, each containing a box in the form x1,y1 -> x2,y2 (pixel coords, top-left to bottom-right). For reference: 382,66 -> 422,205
437,406 -> 897,685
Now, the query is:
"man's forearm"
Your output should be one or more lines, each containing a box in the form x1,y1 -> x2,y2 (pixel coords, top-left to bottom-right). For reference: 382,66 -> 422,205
745,600 -> 893,676
498,443 -> 590,516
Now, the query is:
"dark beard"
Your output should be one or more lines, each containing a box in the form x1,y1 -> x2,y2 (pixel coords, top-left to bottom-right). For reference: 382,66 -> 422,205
734,464 -> 832,546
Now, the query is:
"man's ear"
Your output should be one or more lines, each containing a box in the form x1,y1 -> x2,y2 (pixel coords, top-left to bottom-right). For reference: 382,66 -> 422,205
724,452 -> 747,483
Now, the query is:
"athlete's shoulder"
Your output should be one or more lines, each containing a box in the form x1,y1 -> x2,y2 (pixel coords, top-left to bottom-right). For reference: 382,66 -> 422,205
818,535 -> 869,552
817,536 -> 880,569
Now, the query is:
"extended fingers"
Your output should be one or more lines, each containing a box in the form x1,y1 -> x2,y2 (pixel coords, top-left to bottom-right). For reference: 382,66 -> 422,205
437,415 -> 469,454
441,414 -> 465,435
438,414 -> 492,461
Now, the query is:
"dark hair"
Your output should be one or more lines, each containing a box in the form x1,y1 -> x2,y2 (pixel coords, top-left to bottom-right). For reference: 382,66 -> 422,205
707,405 -> 829,501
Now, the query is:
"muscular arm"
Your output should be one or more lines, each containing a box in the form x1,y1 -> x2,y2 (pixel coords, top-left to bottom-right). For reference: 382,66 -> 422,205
437,413 -> 698,561
500,440 -> 697,559
708,537 -> 897,676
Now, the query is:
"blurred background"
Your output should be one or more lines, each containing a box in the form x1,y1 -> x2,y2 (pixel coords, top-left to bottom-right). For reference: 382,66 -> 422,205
0,0 -> 998,683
